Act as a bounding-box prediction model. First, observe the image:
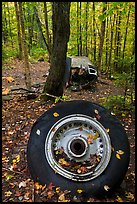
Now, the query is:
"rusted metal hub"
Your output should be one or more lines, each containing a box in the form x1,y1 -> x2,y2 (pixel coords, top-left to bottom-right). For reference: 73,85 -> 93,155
45,114 -> 111,181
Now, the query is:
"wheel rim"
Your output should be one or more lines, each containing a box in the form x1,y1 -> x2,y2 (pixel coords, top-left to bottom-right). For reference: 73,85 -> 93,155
45,114 -> 111,181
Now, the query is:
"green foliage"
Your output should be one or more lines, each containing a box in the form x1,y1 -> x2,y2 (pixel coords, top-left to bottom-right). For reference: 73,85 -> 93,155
30,47 -> 48,61
99,95 -> 134,114
55,95 -> 70,103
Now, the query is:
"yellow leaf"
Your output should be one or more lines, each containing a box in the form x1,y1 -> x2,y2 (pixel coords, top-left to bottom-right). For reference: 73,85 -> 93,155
5,190 -> 12,197
111,146 -> 114,152
116,153 -> 121,159
77,189 -> 83,194
116,150 -> 124,155
126,192 -> 134,200
16,155 -> 20,162
2,88 -> 10,95
106,128 -> 110,133
104,185 -> 110,191
116,195 -> 123,202
58,193 -> 65,201
93,132 -> 99,140
56,187 -> 61,193
53,112 -> 59,117
12,159 -> 17,164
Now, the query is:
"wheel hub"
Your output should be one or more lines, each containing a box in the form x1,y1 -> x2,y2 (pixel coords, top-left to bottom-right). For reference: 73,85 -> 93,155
68,136 -> 88,158
45,114 -> 111,181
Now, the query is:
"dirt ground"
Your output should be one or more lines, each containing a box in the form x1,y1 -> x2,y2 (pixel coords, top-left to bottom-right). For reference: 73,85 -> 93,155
2,59 -> 135,202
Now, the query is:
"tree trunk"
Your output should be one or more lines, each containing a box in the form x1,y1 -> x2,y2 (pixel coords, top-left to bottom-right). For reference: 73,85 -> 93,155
27,6 -> 34,54
34,6 -> 51,56
18,2 -> 31,90
108,14 -> 115,78
93,2 -> 96,63
42,2 -> 70,101
85,2 -> 89,56
14,2 -> 23,60
7,2 -> 13,47
44,2 -> 52,61
77,2 -> 80,56
122,5 -> 131,66
97,2 -> 107,71
79,2 -> 82,56
105,5 -> 108,68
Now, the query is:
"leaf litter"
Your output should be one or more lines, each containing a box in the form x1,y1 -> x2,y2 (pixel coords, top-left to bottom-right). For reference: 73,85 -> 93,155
2,59 -> 135,202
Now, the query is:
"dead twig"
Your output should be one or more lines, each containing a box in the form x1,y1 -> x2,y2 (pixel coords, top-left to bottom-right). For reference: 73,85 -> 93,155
2,167 -> 24,174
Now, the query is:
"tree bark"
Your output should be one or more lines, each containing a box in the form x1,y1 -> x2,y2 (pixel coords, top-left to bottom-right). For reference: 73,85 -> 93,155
93,2 -> 96,63
85,2 -> 89,56
14,2 -> 23,60
18,2 -> 31,90
77,2 -> 80,56
122,5 -> 131,65
42,2 -> 70,101
108,14 -> 115,77
97,2 -> 107,71
44,2 -> 52,61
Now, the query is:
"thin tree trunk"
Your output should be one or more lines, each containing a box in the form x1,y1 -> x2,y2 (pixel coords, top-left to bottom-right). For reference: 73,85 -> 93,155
114,9 -> 121,72
85,2 -> 89,56
7,2 -> 13,47
97,2 -> 107,71
27,6 -> 34,54
79,2 -> 82,56
44,2 -> 52,61
18,2 -> 31,90
77,2 -> 79,56
2,3 -> 8,44
34,6 -> 51,56
93,2 -> 96,63
108,14 -> 115,78
113,11 -> 118,70
14,2 -> 23,60
122,5 -> 131,65
105,6 -> 109,68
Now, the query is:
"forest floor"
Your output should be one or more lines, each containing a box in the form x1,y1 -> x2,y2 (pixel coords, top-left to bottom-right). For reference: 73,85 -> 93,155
2,58 -> 135,202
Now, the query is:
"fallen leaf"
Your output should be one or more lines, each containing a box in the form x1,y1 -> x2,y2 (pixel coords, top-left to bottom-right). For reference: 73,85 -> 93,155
5,190 -> 12,197
77,189 -> 84,194
116,153 -> 121,159
15,191 -> 21,197
58,193 -> 65,201
126,192 -> 134,200
59,158 -> 70,167
104,185 -> 110,191
93,132 -> 99,140
96,114 -> 101,120
47,190 -> 54,199
56,187 -> 61,193
116,150 -> 124,155
3,76 -> 14,83
53,112 -> 59,117
6,174 -> 14,181
19,181 -> 26,188
94,109 -> 99,114
2,88 -> 10,95
106,128 -> 110,133
48,182 -> 55,191
116,195 -> 123,202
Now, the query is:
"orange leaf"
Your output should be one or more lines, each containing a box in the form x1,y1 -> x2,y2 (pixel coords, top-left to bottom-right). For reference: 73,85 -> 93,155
2,88 -> 10,95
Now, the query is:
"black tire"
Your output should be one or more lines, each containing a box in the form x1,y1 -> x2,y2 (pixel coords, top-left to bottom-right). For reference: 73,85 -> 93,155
27,100 -> 130,197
